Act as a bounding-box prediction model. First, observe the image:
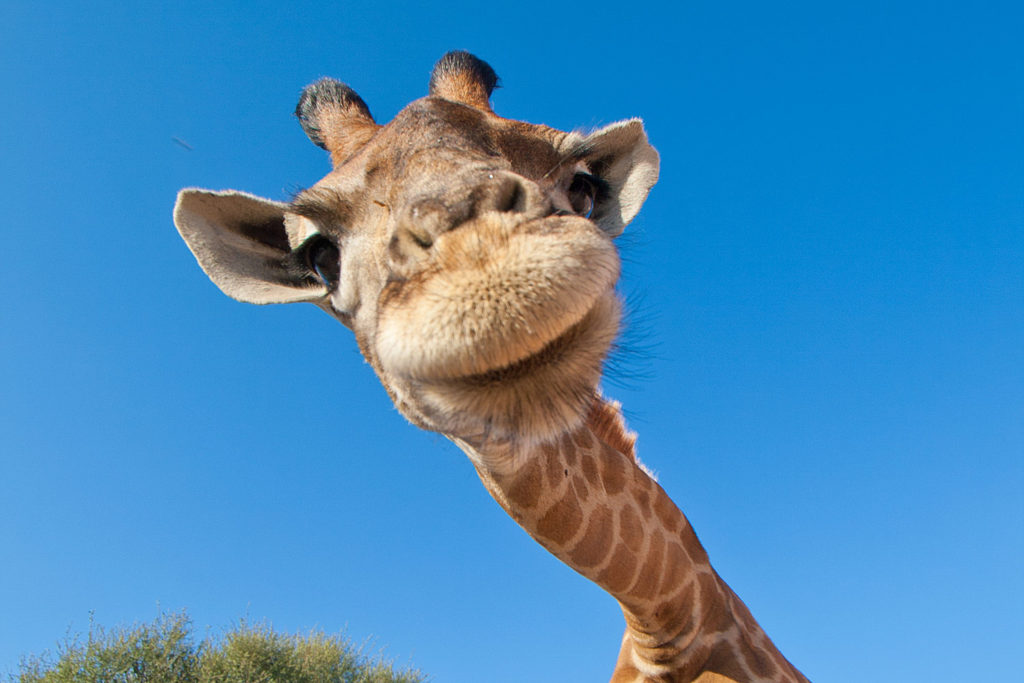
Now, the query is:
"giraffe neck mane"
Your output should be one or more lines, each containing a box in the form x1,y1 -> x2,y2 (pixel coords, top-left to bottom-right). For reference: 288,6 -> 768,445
586,396 -> 641,463
453,397 -> 808,683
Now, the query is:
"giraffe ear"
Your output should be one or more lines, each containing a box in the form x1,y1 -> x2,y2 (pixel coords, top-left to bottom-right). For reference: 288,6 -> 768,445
574,119 -> 660,237
173,189 -> 326,304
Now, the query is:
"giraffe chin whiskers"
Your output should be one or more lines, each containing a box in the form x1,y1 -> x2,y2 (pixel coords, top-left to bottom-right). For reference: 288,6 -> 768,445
399,292 -> 621,444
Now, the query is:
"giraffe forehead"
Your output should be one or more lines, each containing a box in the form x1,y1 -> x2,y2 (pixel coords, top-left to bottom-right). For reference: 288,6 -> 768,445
302,98 -> 579,221
357,98 -> 570,185
286,97 -> 583,261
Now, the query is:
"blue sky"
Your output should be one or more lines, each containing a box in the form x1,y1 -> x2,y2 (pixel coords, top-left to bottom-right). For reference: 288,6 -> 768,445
1,2 -> 1021,681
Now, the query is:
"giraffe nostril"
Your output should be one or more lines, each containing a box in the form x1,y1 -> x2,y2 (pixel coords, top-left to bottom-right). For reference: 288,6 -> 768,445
403,200 -> 449,247
494,176 -> 524,213
477,173 -> 547,218
407,225 -> 433,248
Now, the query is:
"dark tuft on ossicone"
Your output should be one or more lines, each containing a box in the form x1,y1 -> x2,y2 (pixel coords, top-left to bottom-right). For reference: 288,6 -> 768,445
429,51 -> 499,99
295,78 -> 373,150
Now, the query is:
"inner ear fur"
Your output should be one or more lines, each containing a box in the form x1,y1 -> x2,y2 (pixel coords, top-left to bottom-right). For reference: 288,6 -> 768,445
174,189 -> 326,304
571,119 -> 660,237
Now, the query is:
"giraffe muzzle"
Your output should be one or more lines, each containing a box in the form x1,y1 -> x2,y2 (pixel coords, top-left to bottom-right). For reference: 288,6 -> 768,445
375,212 -> 620,384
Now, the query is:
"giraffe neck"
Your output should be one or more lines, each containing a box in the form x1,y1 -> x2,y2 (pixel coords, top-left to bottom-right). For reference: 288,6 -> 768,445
453,398 -> 808,683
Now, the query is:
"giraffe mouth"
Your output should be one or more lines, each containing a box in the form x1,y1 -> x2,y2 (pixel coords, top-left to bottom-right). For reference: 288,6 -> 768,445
374,215 -> 621,383
437,291 -> 619,385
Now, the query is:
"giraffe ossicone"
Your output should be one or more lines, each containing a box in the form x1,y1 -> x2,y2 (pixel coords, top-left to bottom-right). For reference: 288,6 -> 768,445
174,51 -> 810,683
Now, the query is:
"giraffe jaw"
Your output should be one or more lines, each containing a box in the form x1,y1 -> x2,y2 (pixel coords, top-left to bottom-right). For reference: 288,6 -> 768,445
409,291 -> 621,442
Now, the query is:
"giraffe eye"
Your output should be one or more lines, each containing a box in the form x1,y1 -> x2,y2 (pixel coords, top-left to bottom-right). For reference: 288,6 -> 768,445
306,236 -> 340,288
567,173 -> 599,219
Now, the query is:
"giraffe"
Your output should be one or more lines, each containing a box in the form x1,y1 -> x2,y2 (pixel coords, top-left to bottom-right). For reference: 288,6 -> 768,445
172,52 -> 811,683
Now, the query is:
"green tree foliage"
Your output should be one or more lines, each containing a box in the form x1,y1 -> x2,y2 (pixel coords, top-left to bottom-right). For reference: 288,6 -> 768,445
15,612 -> 424,683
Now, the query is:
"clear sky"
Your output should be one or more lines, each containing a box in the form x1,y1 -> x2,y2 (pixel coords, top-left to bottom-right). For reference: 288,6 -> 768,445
1,2 -> 1021,681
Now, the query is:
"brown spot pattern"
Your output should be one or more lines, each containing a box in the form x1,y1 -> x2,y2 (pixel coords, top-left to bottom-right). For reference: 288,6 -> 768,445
619,505 -> 643,554
660,578 -> 698,638
571,426 -> 593,450
571,475 -> 589,503
562,441 -> 579,466
745,645 -> 777,678
633,487 -> 651,516
581,453 -> 599,487
505,457 -> 542,510
536,491 -> 582,546
569,504 -> 614,568
653,486 -> 682,534
697,573 -> 730,632
628,530 -> 665,602
600,444 -> 626,495
703,643 -> 749,681
658,541 -> 694,595
597,543 -> 639,594
543,443 -> 565,487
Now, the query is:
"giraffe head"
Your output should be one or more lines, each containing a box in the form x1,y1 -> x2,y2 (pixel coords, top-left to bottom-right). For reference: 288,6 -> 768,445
174,52 -> 658,445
